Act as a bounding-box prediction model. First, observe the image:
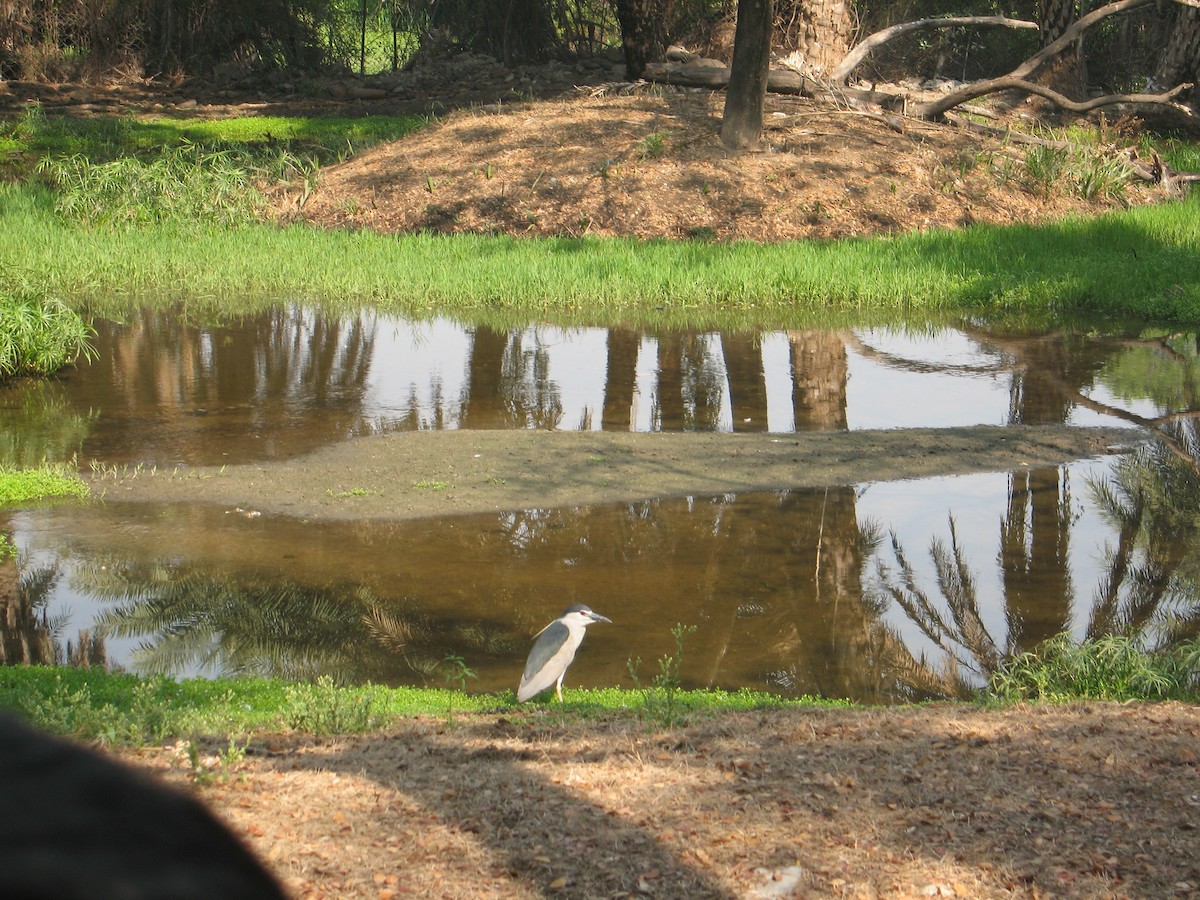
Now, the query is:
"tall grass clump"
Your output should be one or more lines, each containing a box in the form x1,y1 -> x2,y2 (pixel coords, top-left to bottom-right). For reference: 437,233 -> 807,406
36,142 -> 284,227
988,633 -> 1200,702
1022,143 -> 1132,201
0,283 -> 96,379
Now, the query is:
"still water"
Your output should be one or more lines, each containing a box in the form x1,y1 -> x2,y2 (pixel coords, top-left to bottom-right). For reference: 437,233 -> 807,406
3,308 -> 1199,701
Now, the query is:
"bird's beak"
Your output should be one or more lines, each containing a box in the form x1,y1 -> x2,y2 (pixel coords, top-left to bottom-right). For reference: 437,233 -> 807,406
589,613 -> 612,624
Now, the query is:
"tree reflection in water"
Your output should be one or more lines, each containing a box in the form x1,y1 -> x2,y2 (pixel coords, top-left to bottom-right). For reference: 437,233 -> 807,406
0,544 -> 80,667
870,428 -> 1200,701
79,562 -> 517,683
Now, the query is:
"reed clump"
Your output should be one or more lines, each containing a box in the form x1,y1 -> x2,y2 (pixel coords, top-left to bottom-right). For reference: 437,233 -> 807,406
988,633 -> 1200,702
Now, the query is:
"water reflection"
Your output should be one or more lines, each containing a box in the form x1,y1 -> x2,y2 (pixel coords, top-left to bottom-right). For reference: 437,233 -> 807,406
5,309 -> 1189,468
4,435 -> 1196,703
6,311 -> 1200,700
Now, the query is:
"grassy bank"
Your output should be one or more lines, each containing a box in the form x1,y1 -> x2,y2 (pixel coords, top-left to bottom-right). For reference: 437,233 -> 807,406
1,634 -> 1195,747
1,182 -> 1199,325
1,106 -> 1198,324
0,666 -> 830,746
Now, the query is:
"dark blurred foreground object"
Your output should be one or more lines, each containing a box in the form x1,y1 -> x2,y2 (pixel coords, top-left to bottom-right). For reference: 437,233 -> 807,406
0,714 -> 288,900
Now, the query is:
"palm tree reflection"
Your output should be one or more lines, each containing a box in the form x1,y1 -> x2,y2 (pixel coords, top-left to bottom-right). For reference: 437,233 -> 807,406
81,562 -> 515,683
0,546 -> 80,667
871,429 -> 1200,700
1087,425 -> 1200,646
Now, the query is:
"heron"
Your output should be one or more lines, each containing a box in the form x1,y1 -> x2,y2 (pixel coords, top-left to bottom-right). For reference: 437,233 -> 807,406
517,604 -> 611,702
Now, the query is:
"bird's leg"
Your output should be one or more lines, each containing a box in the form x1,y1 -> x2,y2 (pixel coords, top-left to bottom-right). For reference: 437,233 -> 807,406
555,675 -> 564,703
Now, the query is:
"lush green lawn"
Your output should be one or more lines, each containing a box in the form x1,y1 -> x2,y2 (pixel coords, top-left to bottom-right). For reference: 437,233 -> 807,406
2,183 -> 1198,327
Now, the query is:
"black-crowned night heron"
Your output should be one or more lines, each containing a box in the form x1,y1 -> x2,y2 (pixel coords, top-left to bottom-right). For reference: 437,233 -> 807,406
518,604 -> 611,702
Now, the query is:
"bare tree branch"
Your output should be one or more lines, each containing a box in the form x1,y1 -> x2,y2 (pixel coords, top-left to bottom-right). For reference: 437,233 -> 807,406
831,16 -> 1038,85
913,76 -> 1194,120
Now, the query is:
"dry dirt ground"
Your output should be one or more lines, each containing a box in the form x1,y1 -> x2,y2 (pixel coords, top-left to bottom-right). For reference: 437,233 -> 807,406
11,76 -> 1197,898
293,88 -> 1164,241
117,702 -> 1200,900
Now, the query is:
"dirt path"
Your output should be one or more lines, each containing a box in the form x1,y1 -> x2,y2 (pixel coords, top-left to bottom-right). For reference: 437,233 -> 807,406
87,425 -> 1134,521
120,701 -> 1200,899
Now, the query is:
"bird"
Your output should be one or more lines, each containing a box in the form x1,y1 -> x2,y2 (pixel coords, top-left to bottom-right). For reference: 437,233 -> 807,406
518,604 -> 611,702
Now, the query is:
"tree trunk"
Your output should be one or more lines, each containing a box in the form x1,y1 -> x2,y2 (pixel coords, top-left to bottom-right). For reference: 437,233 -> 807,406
721,0 -> 774,151
1152,4 -> 1200,90
611,0 -> 659,80
1038,0 -> 1087,97
793,0 -> 853,74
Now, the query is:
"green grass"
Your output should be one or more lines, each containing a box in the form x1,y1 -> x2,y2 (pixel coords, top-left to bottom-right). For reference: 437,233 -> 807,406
2,108 -> 424,230
4,631 -> 1195,748
0,665 -> 841,746
1,181 -> 1198,325
0,463 -> 90,505
988,634 -> 1200,703
1,105 -> 423,165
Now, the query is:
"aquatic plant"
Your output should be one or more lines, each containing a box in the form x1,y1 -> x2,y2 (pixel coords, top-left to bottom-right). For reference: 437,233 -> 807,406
0,464 -> 90,505
0,286 -> 95,380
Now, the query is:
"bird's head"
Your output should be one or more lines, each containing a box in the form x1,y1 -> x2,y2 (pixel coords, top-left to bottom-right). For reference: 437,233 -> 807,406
561,604 -> 611,627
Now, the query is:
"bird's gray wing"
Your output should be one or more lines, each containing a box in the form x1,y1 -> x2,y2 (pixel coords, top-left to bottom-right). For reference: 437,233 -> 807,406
521,620 -> 570,683
518,620 -> 576,700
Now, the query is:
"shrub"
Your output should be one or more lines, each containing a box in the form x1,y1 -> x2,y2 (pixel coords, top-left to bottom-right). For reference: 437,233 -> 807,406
0,287 -> 96,380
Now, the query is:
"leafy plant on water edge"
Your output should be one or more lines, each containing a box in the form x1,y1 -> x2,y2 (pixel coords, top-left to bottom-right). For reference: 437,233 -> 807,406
0,463 -> 90,505
987,633 -> 1200,702
441,653 -> 478,722
626,623 -> 698,726
0,286 -> 96,380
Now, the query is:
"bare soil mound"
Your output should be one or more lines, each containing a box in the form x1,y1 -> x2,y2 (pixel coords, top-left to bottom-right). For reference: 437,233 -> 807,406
295,89 -> 1160,242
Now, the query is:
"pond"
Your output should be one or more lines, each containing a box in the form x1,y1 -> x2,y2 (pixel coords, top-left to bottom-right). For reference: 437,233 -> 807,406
3,308 -> 1199,702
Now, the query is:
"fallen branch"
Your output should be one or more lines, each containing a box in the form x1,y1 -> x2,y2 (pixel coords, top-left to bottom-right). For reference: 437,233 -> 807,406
1125,149 -> 1200,196
643,61 -> 812,96
913,76 -> 1194,120
831,15 -> 1038,84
